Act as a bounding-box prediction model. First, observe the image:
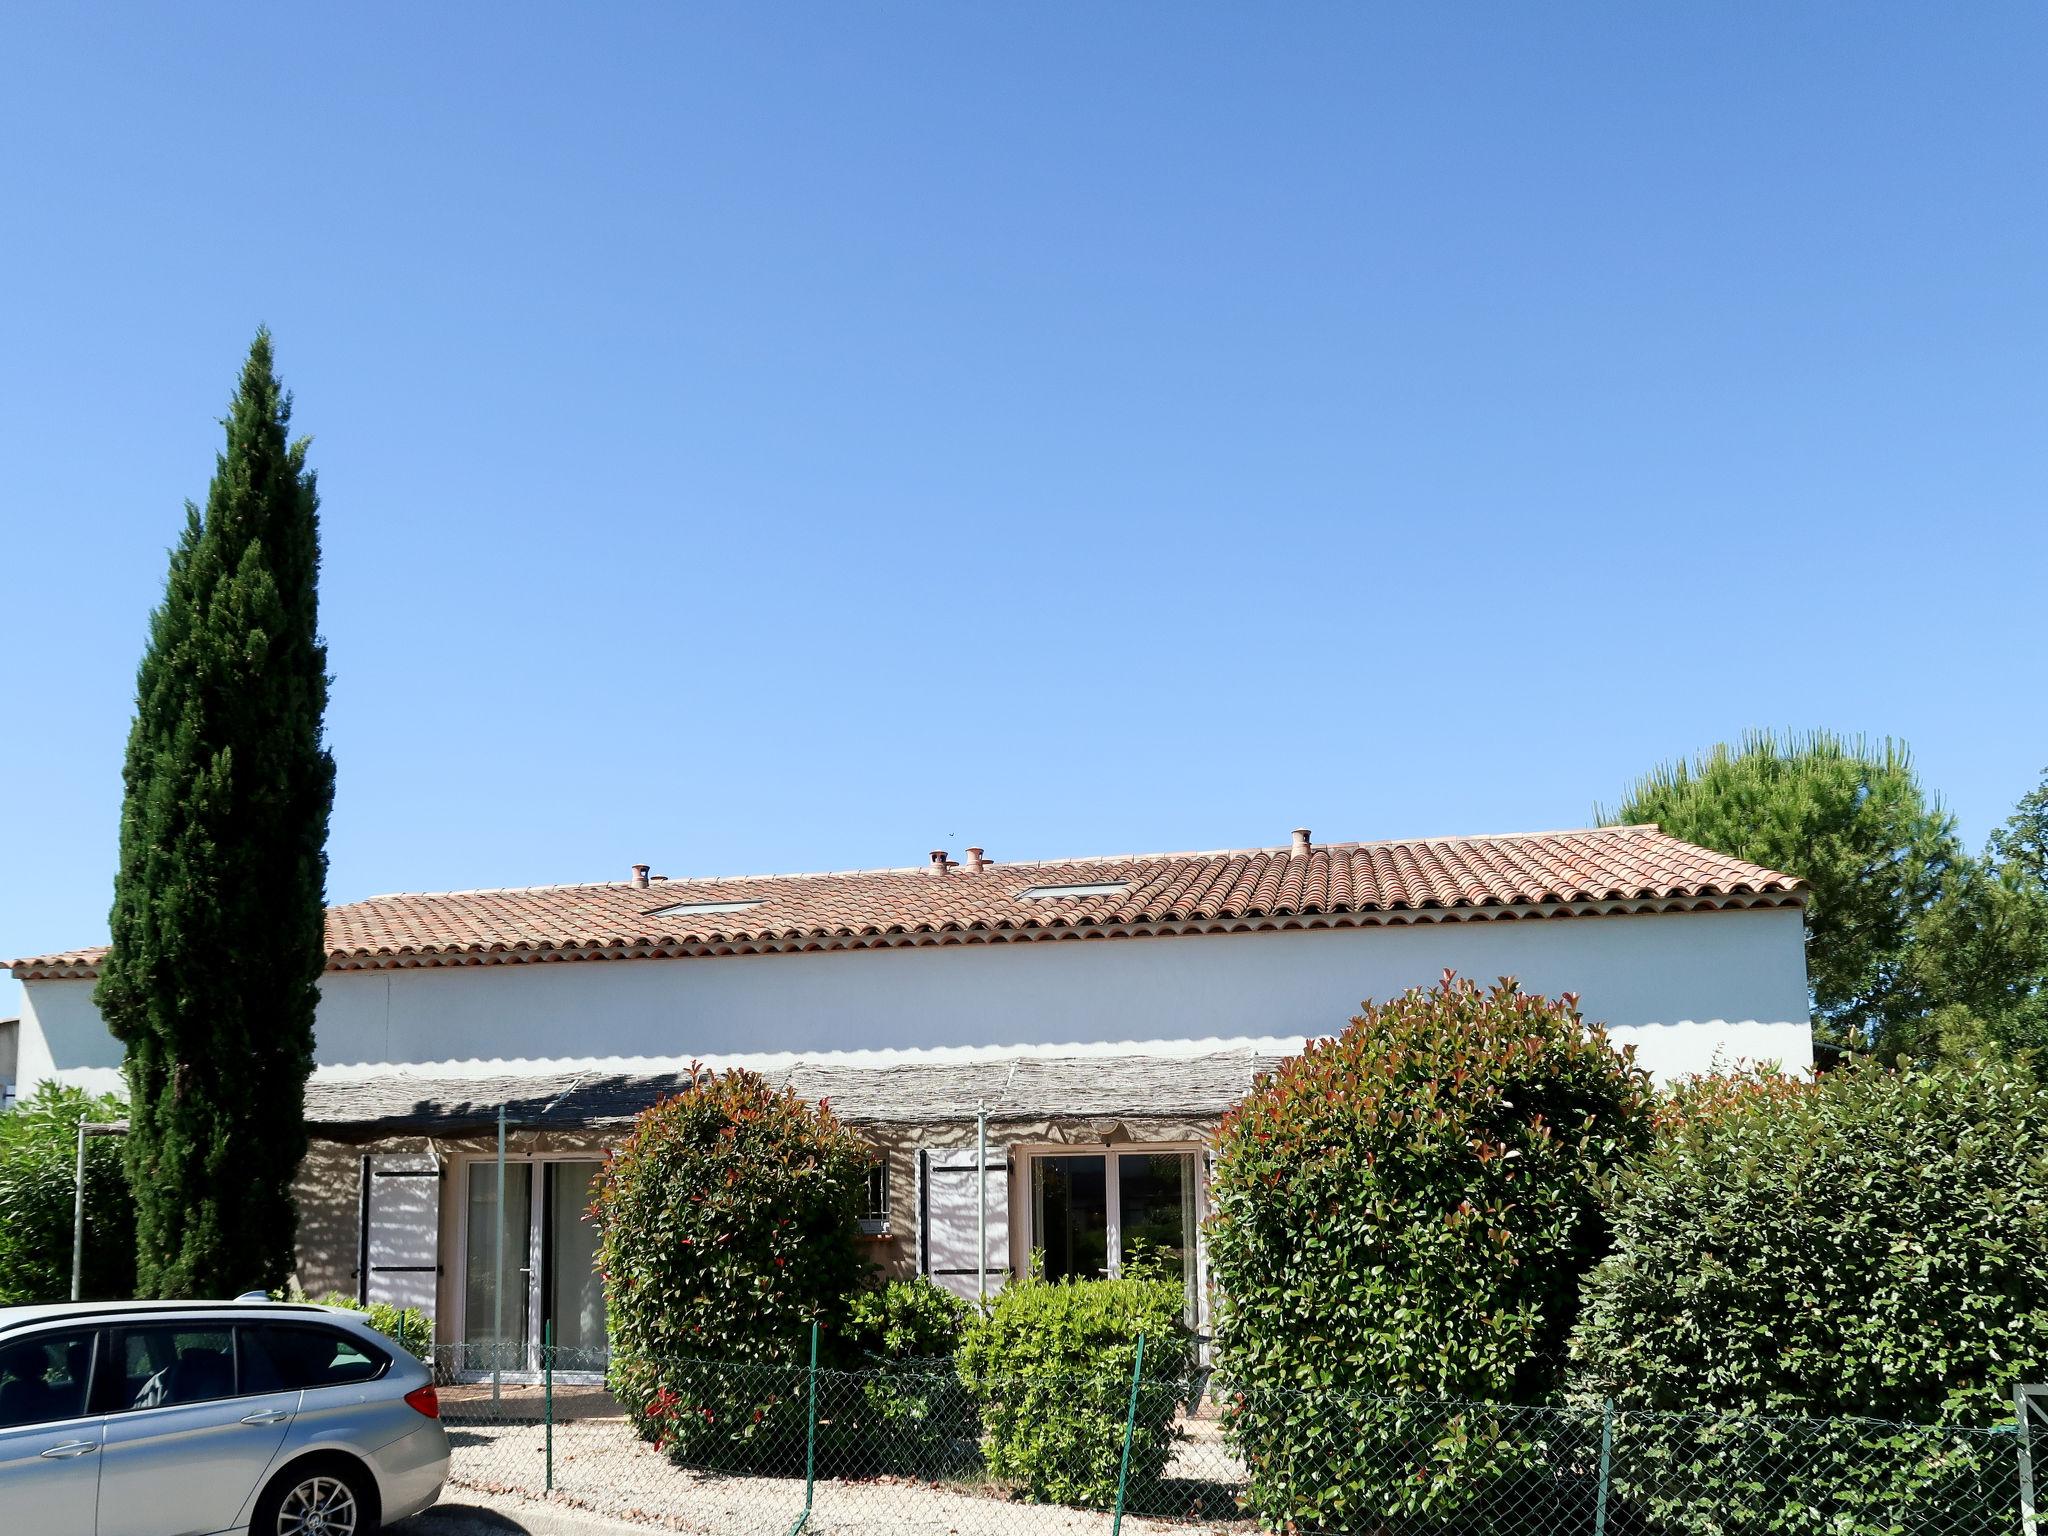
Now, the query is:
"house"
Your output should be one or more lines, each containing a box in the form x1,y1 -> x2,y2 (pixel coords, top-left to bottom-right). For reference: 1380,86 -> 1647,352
0,1016 -> 16,1110
9,823 -> 1810,1363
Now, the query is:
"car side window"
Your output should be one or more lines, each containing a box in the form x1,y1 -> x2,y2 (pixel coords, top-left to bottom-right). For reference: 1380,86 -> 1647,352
0,1330 -> 97,1428
248,1325 -> 388,1391
103,1327 -> 238,1412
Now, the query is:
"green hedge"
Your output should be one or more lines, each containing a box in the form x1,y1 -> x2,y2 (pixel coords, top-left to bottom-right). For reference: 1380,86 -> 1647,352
836,1277 -> 978,1476
0,1084 -> 135,1305
1571,1061 -> 2048,1534
1206,973 -> 1654,1532
592,1069 -> 868,1469
957,1275 -> 1193,1508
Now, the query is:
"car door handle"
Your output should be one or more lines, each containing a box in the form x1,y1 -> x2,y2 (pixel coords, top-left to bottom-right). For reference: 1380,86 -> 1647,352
39,1440 -> 98,1458
240,1409 -> 291,1425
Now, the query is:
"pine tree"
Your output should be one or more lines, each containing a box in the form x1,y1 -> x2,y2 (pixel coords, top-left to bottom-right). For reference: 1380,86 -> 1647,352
96,330 -> 334,1297
1601,731 -> 1962,1048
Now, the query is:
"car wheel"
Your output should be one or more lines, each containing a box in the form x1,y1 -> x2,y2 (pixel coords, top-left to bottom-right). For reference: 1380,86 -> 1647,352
253,1459 -> 376,1536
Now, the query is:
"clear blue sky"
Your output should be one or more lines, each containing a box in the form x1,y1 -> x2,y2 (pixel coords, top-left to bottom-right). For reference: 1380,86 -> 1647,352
2,4 -> 2043,1014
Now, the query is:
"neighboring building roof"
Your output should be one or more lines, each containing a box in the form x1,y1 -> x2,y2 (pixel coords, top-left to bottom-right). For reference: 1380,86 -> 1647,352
9,824 -> 1805,980
299,1041 -> 1295,1133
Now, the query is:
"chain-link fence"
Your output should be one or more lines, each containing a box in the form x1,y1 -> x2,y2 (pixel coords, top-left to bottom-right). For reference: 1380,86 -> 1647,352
426,1338 -> 2037,1535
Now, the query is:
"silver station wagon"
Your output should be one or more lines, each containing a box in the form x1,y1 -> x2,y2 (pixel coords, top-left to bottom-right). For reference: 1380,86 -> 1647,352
0,1299 -> 448,1536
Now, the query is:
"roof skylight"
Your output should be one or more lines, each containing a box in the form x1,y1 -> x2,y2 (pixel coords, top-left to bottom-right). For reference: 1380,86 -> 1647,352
647,899 -> 766,918
1016,882 -> 1130,900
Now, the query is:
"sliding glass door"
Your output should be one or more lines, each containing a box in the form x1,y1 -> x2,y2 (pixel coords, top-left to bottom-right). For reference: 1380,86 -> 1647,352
463,1163 -> 532,1370
1028,1148 -> 1201,1318
1117,1151 -> 1197,1285
1034,1155 -> 1110,1280
461,1158 -> 607,1373
545,1161 -> 607,1359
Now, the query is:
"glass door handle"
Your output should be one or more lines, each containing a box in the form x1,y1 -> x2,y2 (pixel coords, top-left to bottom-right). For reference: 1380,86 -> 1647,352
39,1440 -> 98,1458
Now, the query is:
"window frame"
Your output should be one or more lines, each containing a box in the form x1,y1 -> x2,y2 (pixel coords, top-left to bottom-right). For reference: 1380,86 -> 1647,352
861,1154 -> 891,1236
447,1148 -> 612,1383
91,1322 -> 244,1416
645,898 -> 766,918
243,1322 -> 392,1394
1012,1142 -> 1209,1327
0,1325 -> 102,1430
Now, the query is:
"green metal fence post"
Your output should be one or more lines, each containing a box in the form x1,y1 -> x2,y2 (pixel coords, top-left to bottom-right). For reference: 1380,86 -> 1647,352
1593,1398 -> 1615,1536
1111,1332 -> 1147,1536
2018,1384 -> 2039,1536
544,1319 -> 555,1494
786,1321 -> 819,1536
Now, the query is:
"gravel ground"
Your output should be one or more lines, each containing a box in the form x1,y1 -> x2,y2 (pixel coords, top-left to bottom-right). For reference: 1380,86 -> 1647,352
443,1414 -> 1252,1535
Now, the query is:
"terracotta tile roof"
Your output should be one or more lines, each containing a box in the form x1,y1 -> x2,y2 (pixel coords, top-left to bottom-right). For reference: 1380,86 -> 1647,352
10,824 -> 1803,980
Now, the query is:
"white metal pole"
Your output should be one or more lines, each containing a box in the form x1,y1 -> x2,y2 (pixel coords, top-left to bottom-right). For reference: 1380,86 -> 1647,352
494,1104 -> 506,1404
70,1121 -> 127,1303
70,1120 -> 87,1302
976,1104 -> 988,1306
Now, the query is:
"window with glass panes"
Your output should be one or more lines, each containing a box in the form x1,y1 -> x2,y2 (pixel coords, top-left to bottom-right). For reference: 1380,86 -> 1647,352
1027,1148 -> 1200,1317
862,1154 -> 891,1234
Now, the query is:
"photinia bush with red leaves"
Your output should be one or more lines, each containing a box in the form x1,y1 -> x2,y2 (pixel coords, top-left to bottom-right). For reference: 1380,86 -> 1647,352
1570,1061 -> 2048,1534
1206,971 -> 1654,1531
1649,1059 -> 1812,1134
593,1067 -> 868,1468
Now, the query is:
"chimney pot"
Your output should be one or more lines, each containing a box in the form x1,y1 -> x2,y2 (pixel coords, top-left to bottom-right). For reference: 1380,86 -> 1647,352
929,849 -> 950,877
966,847 -> 987,873
631,864 -> 651,887
1291,828 -> 1312,857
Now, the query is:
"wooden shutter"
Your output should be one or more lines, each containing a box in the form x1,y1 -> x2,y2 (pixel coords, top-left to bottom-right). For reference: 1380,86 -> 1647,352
356,1153 -> 441,1314
917,1147 -> 1011,1302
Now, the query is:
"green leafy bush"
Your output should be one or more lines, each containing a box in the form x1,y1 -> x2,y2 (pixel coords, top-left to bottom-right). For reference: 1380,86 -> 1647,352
836,1277 -> 978,1475
845,1274 -> 970,1361
0,1084 -> 135,1305
317,1293 -> 433,1359
592,1068 -> 868,1469
957,1275 -> 1193,1508
1571,1061 -> 2048,1534
269,1279 -> 434,1359
1206,972 -> 1654,1531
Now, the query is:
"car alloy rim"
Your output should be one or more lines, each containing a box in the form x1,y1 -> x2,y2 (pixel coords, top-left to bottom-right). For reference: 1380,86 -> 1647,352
277,1474 -> 358,1536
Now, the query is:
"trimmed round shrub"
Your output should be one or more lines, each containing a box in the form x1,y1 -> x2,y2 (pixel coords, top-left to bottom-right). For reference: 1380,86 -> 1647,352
1571,1061 -> 2048,1534
0,1083 -> 135,1305
835,1277 -> 979,1476
845,1274 -> 971,1362
592,1069 -> 868,1468
957,1275 -> 1195,1509
1206,972 -> 1655,1531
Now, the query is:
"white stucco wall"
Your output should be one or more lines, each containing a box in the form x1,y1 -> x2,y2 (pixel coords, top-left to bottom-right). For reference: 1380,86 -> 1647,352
16,976 -> 124,1088
18,906 -> 1811,1090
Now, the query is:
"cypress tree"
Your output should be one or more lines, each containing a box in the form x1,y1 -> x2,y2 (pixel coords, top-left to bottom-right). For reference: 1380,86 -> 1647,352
96,330 -> 334,1297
